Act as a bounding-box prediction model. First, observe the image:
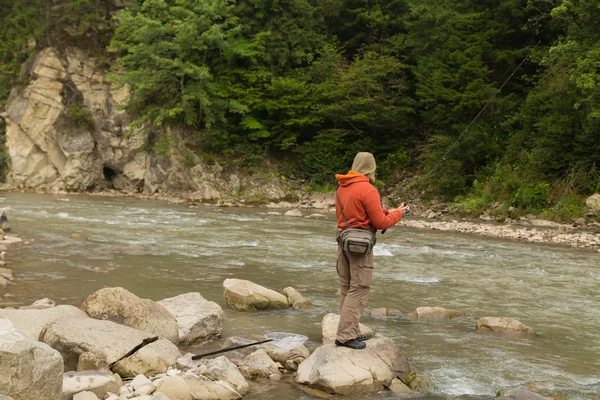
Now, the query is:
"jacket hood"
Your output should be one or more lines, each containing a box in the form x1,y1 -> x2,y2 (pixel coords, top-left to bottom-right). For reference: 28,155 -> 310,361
351,152 -> 376,183
335,170 -> 370,187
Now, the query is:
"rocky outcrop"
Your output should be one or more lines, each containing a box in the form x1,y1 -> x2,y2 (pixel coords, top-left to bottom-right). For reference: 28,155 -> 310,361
2,47 -> 291,201
0,319 -> 63,400
0,305 -> 88,340
477,317 -> 534,336
409,306 -> 466,322
62,371 -> 120,400
222,279 -> 289,311
321,313 -> 374,342
158,292 -> 223,344
295,336 -> 410,395
81,287 -> 179,343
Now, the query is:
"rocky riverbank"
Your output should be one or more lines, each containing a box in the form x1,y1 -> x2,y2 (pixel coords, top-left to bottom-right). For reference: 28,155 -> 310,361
0,278 -> 558,400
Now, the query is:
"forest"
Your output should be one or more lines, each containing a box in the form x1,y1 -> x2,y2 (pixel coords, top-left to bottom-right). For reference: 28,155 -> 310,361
0,0 -> 599,217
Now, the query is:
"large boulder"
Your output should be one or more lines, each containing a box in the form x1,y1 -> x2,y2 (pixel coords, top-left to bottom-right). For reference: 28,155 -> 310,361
222,279 -> 289,311
61,371 -> 120,400
0,305 -> 88,340
0,319 -> 63,400
321,313 -> 374,343
81,287 -> 179,343
296,336 -> 410,395
112,339 -> 181,378
477,317 -> 534,336
409,307 -> 466,322
157,292 -> 223,344
586,194 -> 600,211
40,316 -> 157,372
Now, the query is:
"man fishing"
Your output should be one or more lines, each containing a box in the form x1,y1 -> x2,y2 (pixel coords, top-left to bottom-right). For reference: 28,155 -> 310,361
334,152 -> 409,349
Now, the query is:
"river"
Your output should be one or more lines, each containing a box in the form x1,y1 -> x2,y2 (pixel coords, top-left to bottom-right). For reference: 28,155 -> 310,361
1,192 -> 598,399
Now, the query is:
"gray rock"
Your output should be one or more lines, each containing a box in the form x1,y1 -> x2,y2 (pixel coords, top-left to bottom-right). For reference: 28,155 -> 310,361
158,292 -> 223,344
62,371 -> 120,400
239,349 -> 281,379
81,287 -> 179,343
112,339 -> 181,378
202,356 -> 249,395
296,336 -> 410,395
222,279 -> 289,311
40,316 -> 157,372
0,319 -> 63,400
0,305 -> 88,340
389,378 -> 414,395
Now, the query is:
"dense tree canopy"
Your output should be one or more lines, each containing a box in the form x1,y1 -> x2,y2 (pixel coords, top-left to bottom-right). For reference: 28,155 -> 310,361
0,0 -> 598,215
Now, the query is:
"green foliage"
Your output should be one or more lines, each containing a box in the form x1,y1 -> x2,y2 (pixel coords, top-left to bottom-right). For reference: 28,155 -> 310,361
510,182 -> 550,212
66,103 -> 95,130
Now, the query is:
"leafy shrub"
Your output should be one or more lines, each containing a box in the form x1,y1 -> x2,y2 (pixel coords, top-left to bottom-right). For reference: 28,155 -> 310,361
510,182 -> 550,212
67,103 -> 95,131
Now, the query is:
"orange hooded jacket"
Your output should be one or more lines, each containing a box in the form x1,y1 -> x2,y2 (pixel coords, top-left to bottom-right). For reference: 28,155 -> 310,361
335,171 -> 401,232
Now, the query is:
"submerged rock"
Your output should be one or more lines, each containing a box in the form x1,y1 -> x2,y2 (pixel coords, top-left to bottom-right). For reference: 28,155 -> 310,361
321,313 -> 374,343
222,279 -> 289,311
62,371 -> 120,400
499,388 -> 554,399
295,336 -> 410,395
0,319 -> 63,400
477,317 -> 534,336
81,287 -> 179,343
158,292 -> 223,344
0,305 -> 88,340
408,306 -> 466,322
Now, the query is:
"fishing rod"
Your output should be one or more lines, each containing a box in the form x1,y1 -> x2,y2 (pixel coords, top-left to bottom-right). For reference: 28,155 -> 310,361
389,41 -> 541,220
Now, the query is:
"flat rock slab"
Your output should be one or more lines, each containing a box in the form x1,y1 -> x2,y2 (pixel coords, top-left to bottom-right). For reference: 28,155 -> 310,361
0,319 -> 63,400
158,292 -> 223,344
0,305 -> 88,340
223,279 -> 289,311
81,287 -> 179,343
40,316 -> 157,372
296,336 -> 410,395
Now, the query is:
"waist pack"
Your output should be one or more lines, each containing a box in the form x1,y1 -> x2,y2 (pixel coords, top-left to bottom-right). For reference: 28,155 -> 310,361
338,228 -> 376,255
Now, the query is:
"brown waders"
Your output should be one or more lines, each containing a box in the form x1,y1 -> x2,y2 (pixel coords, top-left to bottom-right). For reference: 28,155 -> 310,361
335,243 -> 373,343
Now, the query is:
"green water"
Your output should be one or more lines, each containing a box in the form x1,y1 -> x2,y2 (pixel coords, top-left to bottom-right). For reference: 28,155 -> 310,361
1,192 -> 598,399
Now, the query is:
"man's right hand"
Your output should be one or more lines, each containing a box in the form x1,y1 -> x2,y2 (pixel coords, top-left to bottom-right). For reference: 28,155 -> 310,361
396,203 -> 410,217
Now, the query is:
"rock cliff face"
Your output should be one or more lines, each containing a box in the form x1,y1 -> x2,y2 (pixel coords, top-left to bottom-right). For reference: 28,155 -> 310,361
2,47 -> 288,202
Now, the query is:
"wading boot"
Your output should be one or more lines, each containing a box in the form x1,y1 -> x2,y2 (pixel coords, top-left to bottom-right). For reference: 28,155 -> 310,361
335,338 -> 366,349
355,333 -> 372,341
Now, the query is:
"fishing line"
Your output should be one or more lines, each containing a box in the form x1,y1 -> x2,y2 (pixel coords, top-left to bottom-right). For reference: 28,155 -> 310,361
382,41 -> 541,233
403,40 -> 541,205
